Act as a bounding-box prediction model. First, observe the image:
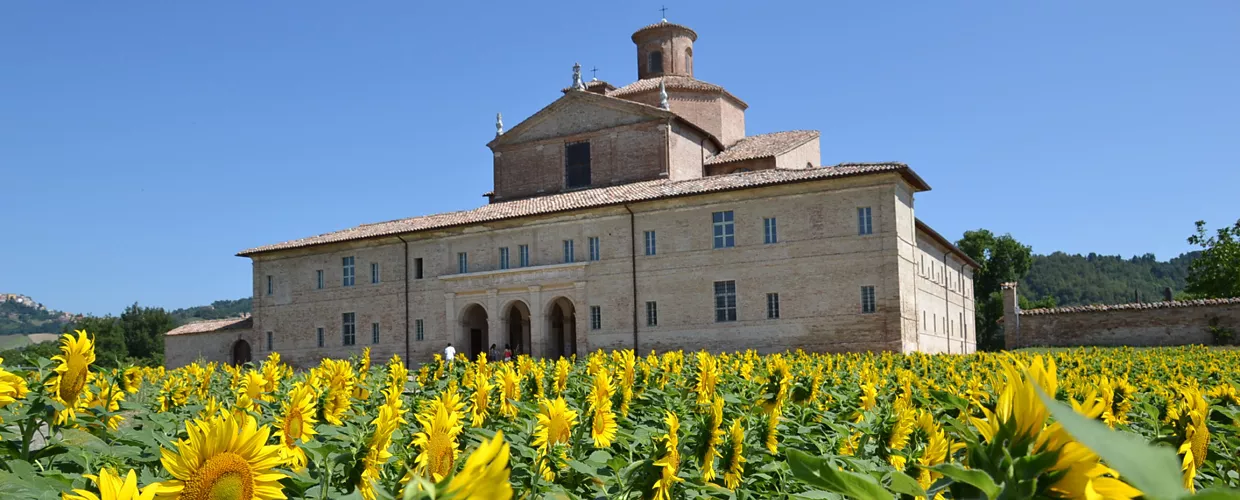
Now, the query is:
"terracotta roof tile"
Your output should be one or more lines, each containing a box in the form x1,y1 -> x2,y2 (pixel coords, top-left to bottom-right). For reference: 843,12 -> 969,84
1020,297 -> 1240,316
704,130 -> 820,166
631,21 -> 698,42
165,317 -> 252,336
238,163 -> 924,256
608,76 -> 748,108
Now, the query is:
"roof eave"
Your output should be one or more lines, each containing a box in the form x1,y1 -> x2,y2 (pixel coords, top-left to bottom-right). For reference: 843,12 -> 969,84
915,218 -> 980,269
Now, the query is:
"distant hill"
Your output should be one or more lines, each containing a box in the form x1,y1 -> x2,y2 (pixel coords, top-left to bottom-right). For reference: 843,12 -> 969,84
168,298 -> 252,323
1021,251 -> 1198,307
0,294 -> 79,335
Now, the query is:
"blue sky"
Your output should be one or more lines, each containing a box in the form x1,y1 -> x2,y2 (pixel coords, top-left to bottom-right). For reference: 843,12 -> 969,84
2,1 -> 1237,315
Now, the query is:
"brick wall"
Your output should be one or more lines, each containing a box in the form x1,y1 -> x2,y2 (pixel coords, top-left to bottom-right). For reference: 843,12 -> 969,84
1002,284 -> 1240,348
243,172 -> 954,368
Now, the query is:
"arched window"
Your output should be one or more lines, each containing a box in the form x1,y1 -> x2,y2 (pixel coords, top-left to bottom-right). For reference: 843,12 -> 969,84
684,47 -> 693,74
648,50 -> 664,74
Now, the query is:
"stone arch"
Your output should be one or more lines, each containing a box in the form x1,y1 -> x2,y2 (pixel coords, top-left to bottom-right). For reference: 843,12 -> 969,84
501,300 -> 532,358
684,47 -> 693,75
231,339 -> 252,366
544,296 -> 578,359
459,302 -> 489,361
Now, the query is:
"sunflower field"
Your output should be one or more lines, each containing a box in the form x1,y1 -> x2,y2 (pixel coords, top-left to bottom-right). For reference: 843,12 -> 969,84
2,332 -> 1240,499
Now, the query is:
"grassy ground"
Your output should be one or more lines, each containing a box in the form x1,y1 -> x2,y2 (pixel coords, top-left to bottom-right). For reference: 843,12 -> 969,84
0,333 -> 58,351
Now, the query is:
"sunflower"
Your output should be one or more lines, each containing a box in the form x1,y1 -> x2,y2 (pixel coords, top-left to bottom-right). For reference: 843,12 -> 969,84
652,411 -> 684,500
467,367 -> 493,428
359,403 -> 401,500
0,358 -> 29,410
699,395 -> 725,482
86,380 -> 126,430
122,367 -> 142,394
154,411 -> 287,500
695,351 -> 719,406
532,397 -> 578,480
440,431 -> 513,500
317,358 -> 356,425
718,419 -> 746,490
1177,386 -> 1210,492
272,382 -> 317,470
885,406 -> 916,470
497,364 -> 522,419
410,389 -> 466,482
48,330 -> 95,425
553,358 -> 571,395
588,370 -> 617,448
63,468 -> 157,500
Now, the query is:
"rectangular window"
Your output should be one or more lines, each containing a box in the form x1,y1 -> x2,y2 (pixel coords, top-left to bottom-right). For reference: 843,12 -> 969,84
565,141 -> 591,189
371,262 -> 380,284
713,211 -> 735,249
861,286 -> 877,314
589,305 -> 601,330
415,319 -> 425,341
766,293 -> 780,319
646,301 -> 658,327
588,236 -> 600,261
265,331 -> 273,351
857,207 -> 873,235
316,270 -> 324,289
414,258 -> 424,279
644,230 -> 657,256
563,240 -> 575,263
457,252 -> 468,274
518,245 -> 530,267
342,312 -> 356,346
343,256 -> 355,286
714,280 -> 738,322
372,322 -> 380,344
316,327 -> 324,348
763,217 -> 778,244
499,247 -> 510,270
266,275 -> 273,295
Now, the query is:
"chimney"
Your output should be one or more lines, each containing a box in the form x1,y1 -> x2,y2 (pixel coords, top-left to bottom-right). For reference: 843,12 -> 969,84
1001,282 -> 1021,350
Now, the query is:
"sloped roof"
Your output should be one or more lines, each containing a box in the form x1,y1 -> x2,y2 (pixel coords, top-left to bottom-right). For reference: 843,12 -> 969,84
915,219 -> 981,269
238,163 -> 927,257
705,130 -> 820,166
631,20 -> 698,42
608,76 -> 748,108
165,317 -> 252,337
1020,297 -> 1240,316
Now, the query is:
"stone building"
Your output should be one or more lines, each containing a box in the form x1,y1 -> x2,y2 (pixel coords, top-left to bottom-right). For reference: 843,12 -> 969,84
164,19 -> 978,368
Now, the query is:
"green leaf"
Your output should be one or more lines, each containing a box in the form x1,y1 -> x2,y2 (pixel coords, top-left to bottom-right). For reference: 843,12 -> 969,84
1187,490 -> 1240,500
1034,384 -> 1187,500
927,463 -> 1000,500
786,449 -> 894,500
794,490 -> 840,499
884,470 -> 927,498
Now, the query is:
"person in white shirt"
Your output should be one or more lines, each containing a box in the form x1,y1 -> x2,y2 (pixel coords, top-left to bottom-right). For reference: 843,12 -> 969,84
444,343 -> 455,362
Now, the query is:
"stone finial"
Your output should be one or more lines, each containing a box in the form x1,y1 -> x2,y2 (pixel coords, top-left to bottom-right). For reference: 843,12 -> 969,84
495,112 -> 503,136
658,80 -> 669,110
1000,282 -> 1018,290
571,62 -> 586,91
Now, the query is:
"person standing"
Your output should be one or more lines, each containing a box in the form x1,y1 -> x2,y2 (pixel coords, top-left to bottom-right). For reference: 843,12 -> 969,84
444,343 -> 456,363
503,344 -> 512,361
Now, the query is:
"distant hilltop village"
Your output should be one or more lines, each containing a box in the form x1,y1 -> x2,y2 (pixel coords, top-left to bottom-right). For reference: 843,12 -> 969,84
2,294 -> 46,311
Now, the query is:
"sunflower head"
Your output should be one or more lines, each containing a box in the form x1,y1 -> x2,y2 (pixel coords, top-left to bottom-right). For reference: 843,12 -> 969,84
63,468 -> 157,500
48,330 -> 96,423
441,431 -> 513,500
154,411 -> 287,500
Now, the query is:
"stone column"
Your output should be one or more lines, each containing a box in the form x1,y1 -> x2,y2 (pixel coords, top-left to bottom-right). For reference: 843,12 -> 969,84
528,285 -> 544,358
1001,282 -> 1020,350
444,292 -> 457,349
486,289 -> 500,355
574,281 -> 588,355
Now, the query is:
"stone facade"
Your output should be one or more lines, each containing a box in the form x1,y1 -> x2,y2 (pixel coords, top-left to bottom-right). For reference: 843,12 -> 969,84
164,317 -> 253,368
170,19 -> 979,368
1002,283 -> 1240,349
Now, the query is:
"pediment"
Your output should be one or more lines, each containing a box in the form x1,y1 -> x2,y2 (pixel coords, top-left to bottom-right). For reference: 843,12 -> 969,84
489,91 -> 673,148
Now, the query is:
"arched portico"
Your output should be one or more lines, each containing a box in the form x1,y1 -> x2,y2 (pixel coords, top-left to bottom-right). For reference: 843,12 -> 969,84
231,339 -> 252,365
460,303 -> 489,360
545,296 -> 577,359
503,300 -> 532,357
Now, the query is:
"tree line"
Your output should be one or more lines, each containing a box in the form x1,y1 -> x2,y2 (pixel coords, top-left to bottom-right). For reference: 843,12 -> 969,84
960,218 -> 1240,351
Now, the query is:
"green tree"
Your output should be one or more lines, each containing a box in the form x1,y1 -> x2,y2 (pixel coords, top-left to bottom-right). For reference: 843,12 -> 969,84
956,229 -> 1034,351
119,303 -> 175,363
1185,219 -> 1240,299
66,316 -> 126,367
